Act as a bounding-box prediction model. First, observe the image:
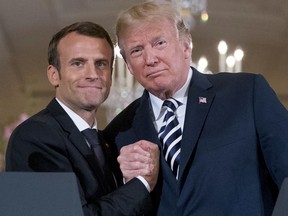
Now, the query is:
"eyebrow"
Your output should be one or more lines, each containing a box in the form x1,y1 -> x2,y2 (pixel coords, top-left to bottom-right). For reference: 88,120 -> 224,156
68,57 -> 110,63
68,57 -> 86,64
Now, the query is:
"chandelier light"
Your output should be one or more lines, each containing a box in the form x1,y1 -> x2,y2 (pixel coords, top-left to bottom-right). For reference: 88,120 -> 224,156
170,0 -> 208,30
218,41 -> 244,73
195,40 -> 244,74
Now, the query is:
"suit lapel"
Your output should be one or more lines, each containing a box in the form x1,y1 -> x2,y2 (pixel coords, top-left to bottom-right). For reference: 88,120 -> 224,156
47,99 -> 115,193
47,100 -> 87,149
129,71 -> 215,189
132,91 -> 161,145
178,70 -> 215,183
47,99 -> 94,159
69,130 -> 116,193
98,134 -> 119,190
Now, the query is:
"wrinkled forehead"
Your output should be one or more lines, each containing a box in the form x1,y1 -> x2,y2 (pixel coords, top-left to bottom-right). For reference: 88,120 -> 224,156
117,17 -> 177,46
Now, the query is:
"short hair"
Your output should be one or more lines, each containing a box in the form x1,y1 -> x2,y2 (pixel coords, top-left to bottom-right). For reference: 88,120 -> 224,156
48,21 -> 114,71
116,1 -> 191,49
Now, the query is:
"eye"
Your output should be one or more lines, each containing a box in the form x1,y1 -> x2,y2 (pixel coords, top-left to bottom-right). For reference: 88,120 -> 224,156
71,60 -> 83,67
130,47 -> 143,57
155,40 -> 167,48
95,60 -> 109,70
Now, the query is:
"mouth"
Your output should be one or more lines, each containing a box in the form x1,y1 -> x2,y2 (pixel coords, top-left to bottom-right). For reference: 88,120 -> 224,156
80,85 -> 102,90
146,69 -> 165,78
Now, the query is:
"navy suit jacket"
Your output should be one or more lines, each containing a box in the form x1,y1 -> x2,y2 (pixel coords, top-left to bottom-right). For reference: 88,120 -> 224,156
6,98 -> 152,216
103,68 -> 288,216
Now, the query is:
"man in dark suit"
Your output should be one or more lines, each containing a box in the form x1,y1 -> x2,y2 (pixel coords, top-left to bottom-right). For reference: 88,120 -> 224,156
103,1 -> 288,216
5,21 -> 159,216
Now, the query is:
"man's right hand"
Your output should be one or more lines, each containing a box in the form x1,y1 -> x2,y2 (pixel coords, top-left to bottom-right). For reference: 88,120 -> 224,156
117,140 -> 160,191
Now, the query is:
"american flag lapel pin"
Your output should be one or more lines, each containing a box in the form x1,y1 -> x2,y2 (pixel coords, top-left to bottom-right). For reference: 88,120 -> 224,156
199,96 -> 207,104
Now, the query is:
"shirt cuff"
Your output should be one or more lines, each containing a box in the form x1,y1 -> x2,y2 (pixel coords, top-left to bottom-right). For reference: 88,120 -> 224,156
136,176 -> 151,192
123,176 -> 151,192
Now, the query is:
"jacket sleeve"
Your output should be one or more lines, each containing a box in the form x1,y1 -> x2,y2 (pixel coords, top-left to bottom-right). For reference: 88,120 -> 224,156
83,178 -> 152,216
254,74 -> 288,188
6,119 -> 153,216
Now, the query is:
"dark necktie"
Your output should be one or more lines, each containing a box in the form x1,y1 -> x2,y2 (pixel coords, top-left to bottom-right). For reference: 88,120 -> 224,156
81,128 -> 105,172
158,98 -> 182,179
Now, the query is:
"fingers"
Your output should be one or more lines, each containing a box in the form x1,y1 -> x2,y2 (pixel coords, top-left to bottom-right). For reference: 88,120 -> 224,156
121,163 -> 155,181
118,157 -> 153,173
118,140 -> 159,182
138,141 -> 160,191
138,140 -> 159,152
118,142 -> 152,165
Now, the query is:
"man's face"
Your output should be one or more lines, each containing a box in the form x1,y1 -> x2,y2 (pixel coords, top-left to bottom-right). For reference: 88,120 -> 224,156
120,18 -> 191,99
48,32 -> 113,115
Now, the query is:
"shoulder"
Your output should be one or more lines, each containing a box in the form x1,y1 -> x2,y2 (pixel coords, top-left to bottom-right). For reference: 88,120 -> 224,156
8,107 -> 64,145
110,97 -> 142,123
102,97 -> 142,143
206,72 -> 260,82
203,72 -> 267,90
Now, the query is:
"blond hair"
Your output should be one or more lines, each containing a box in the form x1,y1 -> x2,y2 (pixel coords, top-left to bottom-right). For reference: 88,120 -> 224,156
116,1 -> 191,48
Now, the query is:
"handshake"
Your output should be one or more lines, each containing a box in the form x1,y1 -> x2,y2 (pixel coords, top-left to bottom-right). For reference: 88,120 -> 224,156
117,140 -> 160,191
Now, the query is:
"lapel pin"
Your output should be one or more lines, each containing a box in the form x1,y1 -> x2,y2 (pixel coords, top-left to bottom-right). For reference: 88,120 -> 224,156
199,97 -> 207,104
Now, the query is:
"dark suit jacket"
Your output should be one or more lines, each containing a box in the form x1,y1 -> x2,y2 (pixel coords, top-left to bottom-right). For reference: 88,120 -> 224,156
103,68 -> 288,216
5,99 -> 152,216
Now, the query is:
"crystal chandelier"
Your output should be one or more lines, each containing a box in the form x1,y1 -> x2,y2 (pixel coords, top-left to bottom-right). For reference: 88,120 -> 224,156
170,0 -> 208,30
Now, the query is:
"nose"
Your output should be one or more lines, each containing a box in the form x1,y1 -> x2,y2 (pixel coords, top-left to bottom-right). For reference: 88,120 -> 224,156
144,49 -> 159,66
86,63 -> 100,79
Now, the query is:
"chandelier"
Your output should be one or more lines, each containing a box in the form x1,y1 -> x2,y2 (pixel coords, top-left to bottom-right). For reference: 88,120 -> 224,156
195,40 -> 244,74
169,0 -> 208,30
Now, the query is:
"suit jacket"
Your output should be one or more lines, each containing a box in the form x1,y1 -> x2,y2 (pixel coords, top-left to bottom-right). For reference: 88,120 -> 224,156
103,68 -> 288,216
5,98 -> 152,216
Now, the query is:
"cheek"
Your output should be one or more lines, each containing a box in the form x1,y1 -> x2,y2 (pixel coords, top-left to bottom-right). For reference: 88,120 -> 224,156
126,56 -> 145,74
103,73 -> 112,87
106,78 -> 112,89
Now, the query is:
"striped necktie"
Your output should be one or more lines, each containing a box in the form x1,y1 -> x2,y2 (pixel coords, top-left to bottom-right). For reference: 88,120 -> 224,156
158,98 -> 182,179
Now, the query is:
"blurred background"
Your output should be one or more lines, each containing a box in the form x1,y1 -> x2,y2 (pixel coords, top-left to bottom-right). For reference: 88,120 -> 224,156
1,0 -> 288,170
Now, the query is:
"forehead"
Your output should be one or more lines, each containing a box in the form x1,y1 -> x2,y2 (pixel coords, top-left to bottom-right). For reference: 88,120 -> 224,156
58,32 -> 113,59
120,18 -> 177,45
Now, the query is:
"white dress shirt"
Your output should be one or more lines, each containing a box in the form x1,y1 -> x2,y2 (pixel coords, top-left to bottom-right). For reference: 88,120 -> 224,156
149,68 -> 193,132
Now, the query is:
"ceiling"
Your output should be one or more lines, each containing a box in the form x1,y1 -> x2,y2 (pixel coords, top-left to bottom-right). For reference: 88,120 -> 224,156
0,0 -> 288,130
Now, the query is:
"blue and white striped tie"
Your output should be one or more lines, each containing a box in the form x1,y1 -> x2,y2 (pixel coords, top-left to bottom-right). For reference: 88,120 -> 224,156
158,98 -> 182,179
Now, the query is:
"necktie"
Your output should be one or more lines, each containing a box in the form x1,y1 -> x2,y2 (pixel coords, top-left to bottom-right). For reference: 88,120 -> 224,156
81,128 -> 106,172
158,98 -> 182,178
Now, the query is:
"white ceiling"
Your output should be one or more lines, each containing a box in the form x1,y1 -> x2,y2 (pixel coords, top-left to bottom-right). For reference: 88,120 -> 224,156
1,0 -> 288,129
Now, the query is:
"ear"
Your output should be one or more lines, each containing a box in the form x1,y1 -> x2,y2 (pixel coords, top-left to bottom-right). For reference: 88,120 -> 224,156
47,65 -> 60,87
183,39 -> 192,60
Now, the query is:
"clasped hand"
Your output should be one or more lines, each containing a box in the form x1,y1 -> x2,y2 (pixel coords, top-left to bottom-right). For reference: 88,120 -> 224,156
117,140 -> 159,191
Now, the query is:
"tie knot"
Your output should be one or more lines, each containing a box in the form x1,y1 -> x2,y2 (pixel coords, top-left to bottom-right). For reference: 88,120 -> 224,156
81,128 -> 100,147
162,98 -> 182,112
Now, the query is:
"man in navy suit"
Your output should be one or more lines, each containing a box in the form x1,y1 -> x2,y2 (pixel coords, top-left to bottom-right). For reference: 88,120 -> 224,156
103,1 -> 288,215
6,21 -> 159,216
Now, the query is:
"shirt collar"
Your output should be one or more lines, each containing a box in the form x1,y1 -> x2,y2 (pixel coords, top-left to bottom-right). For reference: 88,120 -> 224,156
149,67 -> 193,120
56,98 -> 97,132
